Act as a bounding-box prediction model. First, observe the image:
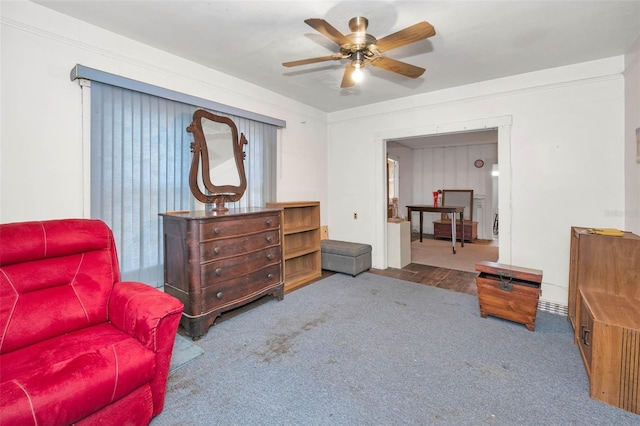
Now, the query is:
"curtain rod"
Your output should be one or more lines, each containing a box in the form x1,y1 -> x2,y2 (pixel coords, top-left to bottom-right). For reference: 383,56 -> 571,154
70,64 -> 286,128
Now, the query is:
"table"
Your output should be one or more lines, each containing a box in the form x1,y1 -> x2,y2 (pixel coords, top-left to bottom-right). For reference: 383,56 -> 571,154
406,205 -> 465,254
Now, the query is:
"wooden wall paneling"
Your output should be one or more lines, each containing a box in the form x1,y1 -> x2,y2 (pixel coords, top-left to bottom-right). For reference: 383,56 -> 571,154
408,142 -> 498,239
454,145 -> 468,188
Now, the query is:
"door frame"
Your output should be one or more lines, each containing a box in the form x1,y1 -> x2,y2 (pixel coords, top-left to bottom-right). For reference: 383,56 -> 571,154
374,116 -> 513,268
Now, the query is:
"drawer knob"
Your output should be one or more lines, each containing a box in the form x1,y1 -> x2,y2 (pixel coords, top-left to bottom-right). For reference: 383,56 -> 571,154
266,236 -> 273,243
213,227 -> 220,235
213,247 -> 220,254
216,292 -> 223,299
267,253 -> 274,260
267,273 -> 274,279
265,219 -> 272,227
215,268 -> 222,276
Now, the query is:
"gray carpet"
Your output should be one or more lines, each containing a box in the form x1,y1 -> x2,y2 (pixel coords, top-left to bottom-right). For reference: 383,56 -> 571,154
152,273 -> 639,425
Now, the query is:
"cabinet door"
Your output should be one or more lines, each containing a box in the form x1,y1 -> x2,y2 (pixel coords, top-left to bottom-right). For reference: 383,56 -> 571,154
577,295 -> 593,375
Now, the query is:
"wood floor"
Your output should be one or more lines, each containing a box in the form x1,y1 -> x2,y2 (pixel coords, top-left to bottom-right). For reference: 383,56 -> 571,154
371,264 -> 478,295
319,263 -> 478,296
305,232 -> 491,297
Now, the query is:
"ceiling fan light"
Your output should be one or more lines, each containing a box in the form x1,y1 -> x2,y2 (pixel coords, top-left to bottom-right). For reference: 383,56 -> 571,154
352,65 -> 364,82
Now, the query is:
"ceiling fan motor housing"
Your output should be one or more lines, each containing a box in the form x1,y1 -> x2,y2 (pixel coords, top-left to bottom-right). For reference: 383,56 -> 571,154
348,16 -> 368,32
344,17 -> 378,57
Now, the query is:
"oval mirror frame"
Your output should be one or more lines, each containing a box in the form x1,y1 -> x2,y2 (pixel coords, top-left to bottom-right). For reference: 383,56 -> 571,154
187,109 -> 248,211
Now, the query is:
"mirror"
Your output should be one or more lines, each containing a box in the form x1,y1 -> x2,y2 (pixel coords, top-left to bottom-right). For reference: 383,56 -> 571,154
187,109 -> 247,211
442,189 -> 474,222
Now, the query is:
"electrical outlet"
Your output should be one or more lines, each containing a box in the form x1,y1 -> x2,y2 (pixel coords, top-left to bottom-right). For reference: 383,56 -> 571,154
353,212 -> 358,220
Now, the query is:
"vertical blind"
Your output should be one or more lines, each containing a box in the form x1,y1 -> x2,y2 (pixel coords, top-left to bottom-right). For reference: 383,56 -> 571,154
90,81 -> 277,287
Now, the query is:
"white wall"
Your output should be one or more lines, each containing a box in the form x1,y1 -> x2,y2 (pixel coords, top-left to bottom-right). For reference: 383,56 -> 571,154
625,36 -> 640,235
0,1 -> 328,224
327,58 -> 626,306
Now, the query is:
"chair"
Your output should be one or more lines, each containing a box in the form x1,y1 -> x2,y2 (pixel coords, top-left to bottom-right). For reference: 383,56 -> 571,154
0,219 -> 183,425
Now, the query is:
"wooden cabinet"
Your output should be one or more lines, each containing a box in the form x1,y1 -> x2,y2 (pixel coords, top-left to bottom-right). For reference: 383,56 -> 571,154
569,227 -> 640,414
578,289 -> 640,414
266,201 -> 321,292
433,219 -> 478,242
568,227 -> 640,330
160,208 -> 284,339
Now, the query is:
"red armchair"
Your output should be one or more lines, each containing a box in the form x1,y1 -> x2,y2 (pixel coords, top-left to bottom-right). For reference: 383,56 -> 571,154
0,219 -> 183,425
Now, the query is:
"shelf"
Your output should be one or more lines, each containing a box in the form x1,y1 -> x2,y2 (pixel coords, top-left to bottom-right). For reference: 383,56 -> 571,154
283,225 -> 318,235
284,245 -> 319,260
284,267 -> 322,292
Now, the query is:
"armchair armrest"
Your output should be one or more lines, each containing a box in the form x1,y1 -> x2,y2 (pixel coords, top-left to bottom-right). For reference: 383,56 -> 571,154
108,282 -> 183,415
108,282 -> 183,352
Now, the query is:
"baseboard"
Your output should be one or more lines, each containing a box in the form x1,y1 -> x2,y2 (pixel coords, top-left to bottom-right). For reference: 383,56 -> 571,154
538,300 -> 568,316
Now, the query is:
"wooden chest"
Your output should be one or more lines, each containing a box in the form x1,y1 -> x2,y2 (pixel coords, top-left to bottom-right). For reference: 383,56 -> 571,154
433,219 -> 478,242
160,208 -> 284,339
475,261 -> 542,331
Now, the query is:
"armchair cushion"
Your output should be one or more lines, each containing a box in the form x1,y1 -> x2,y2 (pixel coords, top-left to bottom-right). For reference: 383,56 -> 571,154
1,323 -> 155,425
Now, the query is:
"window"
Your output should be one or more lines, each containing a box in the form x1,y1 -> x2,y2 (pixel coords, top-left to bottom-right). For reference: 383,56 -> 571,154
76,66 -> 284,287
387,157 -> 398,200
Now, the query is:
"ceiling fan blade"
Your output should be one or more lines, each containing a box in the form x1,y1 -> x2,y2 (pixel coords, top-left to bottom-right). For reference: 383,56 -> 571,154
305,18 -> 352,46
282,54 -> 343,67
340,65 -> 356,88
375,21 -> 436,52
369,56 -> 426,78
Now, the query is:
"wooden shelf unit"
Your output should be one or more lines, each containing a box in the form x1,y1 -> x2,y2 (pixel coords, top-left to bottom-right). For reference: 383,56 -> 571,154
266,201 -> 321,292
568,227 -> 640,414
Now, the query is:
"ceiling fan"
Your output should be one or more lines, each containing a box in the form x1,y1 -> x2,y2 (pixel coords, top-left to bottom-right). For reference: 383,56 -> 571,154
283,16 -> 436,88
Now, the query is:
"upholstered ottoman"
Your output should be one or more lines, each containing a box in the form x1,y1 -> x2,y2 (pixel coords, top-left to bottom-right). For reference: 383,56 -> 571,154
321,239 -> 372,276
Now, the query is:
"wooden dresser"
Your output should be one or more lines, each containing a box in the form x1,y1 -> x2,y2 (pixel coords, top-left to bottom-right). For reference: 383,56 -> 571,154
568,227 -> 640,414
160,208 -> 284,339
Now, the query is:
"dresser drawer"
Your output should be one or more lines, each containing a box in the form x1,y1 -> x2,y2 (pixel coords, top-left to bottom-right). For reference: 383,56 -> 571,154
200,214 -> 280,241
201,246 -> 281,282
200,229 -> 280,259
202,263 -> 282,310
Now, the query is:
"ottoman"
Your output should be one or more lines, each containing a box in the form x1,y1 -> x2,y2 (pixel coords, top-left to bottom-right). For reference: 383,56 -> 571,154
321,239 -> 372,276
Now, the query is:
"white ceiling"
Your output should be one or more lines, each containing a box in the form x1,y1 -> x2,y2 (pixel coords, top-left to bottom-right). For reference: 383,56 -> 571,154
33,1 -> 640,113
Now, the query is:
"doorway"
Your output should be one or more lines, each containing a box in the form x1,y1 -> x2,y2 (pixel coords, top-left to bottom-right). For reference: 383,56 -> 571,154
374,116 -> 513,270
